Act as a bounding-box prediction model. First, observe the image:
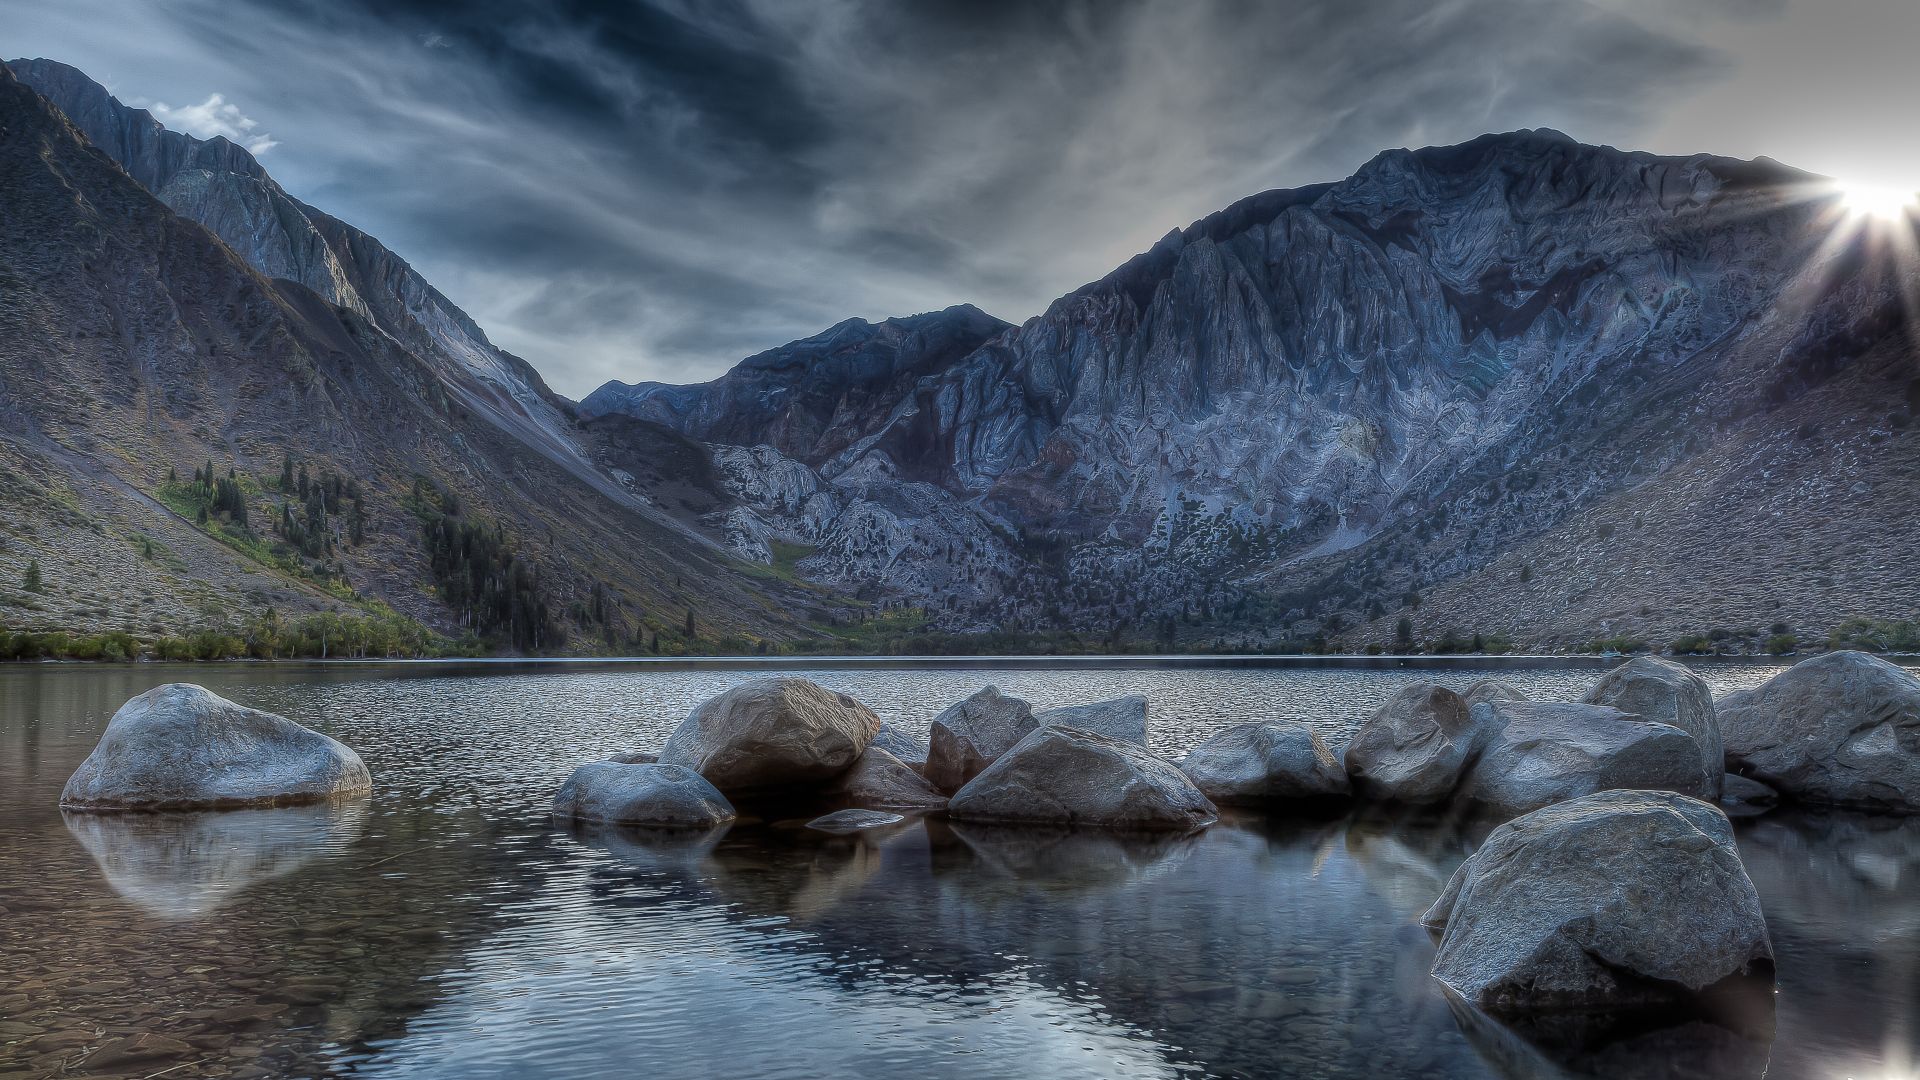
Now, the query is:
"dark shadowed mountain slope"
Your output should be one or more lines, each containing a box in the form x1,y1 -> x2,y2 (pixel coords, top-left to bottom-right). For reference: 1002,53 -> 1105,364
7,58 -> 593,484
0,63 -> 832,649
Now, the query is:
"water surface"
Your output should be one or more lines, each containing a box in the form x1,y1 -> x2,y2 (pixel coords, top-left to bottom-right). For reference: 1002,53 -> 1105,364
1,661 -> 1915,1078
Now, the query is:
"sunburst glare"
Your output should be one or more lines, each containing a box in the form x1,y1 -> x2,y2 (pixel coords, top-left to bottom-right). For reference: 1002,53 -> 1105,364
1836,179 -> 1919,221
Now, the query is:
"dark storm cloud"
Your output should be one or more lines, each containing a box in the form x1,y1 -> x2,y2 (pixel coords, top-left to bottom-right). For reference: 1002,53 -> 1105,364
9,0 -> 1786,395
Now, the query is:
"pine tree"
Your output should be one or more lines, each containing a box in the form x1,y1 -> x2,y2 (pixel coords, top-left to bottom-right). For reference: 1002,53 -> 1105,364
684,608 -> 697,639
23,558 -> 42,593
281,452 -> 295,491
1395,617 -> 1415,649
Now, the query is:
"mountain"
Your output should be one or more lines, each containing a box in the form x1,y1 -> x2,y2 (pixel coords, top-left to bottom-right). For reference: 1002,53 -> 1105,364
5,54 -> 1913,654
589,130 -> 1920,649
581,305 -> 1011,464
0,61 -> 834,651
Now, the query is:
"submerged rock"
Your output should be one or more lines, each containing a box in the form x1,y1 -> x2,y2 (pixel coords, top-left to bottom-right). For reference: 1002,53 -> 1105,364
1035,695 -> 1148,744
61,684 -> 371,811
1717,651 -> 1920,813
1344,684 -> 1485,804
657,677 -> 880,793
830,746 -> 949,810
948,726 -> 1217,832
1178,722 -> 1350,805
1584,656 -> 1723,800
1459,701 -> 1708,818
925,687 -> 1039,793
551,761 -> 735,828
1423,789 -> 1774,1013
806,809 -> 906,835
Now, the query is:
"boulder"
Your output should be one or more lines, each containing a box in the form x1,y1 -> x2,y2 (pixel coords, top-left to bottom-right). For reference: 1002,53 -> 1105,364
1717,651 -> 1920,812
925,686 -> 1038,793
607,750 -> 658,765
1035,694 -> 1148,744
869,721 -> 930,767
1178,722 -> 1350,805
806,809 -> 905,835
1423,789 -> 1774,1013
1459,701 -> 1709,818
61,684 -> 371,811
1719,774 -> 1778,818
947,726 -> 1217,832
830,746 -> 948,810
551,761 -> 735,828
1464,679 -> 1528,708
657,677 -> 880,793
1584,656 -> 1723,799
1344,683 -> 1485,804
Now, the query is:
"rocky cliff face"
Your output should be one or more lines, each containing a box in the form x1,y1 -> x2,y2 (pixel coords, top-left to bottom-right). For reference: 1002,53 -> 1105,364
592,130 -> 1920,645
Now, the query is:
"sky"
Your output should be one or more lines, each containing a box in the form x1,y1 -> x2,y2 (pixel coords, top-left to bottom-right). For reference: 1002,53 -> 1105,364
7,0 -> 1918,398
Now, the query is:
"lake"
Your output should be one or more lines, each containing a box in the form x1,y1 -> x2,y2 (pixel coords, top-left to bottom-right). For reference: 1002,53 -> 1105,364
1,660 -> 1915,1078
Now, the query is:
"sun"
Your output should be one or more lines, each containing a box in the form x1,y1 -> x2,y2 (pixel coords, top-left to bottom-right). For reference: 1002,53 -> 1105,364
1835,179 -> 1919,221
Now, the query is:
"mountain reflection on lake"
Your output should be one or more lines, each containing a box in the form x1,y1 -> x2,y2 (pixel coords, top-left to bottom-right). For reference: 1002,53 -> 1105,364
1,661 -> 1914,1078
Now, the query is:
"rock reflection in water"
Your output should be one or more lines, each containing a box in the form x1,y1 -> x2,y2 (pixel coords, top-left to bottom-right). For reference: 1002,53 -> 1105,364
62,798 -> 368,920
1444,990 -> 1774,1080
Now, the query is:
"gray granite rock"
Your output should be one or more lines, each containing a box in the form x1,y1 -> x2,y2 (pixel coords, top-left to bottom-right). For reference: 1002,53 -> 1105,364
925,687 -> 1039,793
1035,695 -> 1148,744
869,722 -> 930,767
830,747 -> 948,810
1344,684 -> 1485,804
658,678 -> 881,793
1178,722 -> 1350,805
806,809 -> 906,835
1718,651 -> 1920,813
948,726 -> 1216,832
1719,773 -> 1778,817
551,761 -> 735,828
1459,701 -> 1709,818
1423,789 -> 1774,1013
61,684 -> 371,811
1585,656 -> 1722,799
1463,679 -> 1528,708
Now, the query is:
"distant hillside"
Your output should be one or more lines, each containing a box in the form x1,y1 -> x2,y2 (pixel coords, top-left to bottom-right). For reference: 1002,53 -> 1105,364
0,61 -> 842,655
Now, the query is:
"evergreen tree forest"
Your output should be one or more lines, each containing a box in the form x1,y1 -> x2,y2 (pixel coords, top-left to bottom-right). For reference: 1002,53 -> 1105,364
421,507 -> 563,651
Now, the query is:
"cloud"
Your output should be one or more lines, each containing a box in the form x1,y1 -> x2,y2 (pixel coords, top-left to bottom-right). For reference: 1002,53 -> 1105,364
6,0 -> 1834,398
146,92 -> 279,154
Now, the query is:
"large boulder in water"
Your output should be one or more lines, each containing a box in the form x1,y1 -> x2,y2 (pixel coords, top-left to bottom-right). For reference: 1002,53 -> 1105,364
948,726 -> 1217,832
925,687 -> 1038,793
1035,695 -> 1148,744
1344,683 -> 1485,804
1584,656 -> 1723,800
61,684 -> 371,811
552,761 -> 735,828
1459,701 -> 1709,818
1179,722 -> 1350,805
868,722 -> 930,767
1422,789 -> 1774,1013
657,678 -> 880,793
830,746 -> 948,810
1717,651 -> 1920,813
1463,679 -> 1528,708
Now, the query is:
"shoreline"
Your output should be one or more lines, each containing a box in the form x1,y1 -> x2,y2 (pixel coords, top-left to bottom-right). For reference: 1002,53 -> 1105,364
8,651 -> 1915,671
